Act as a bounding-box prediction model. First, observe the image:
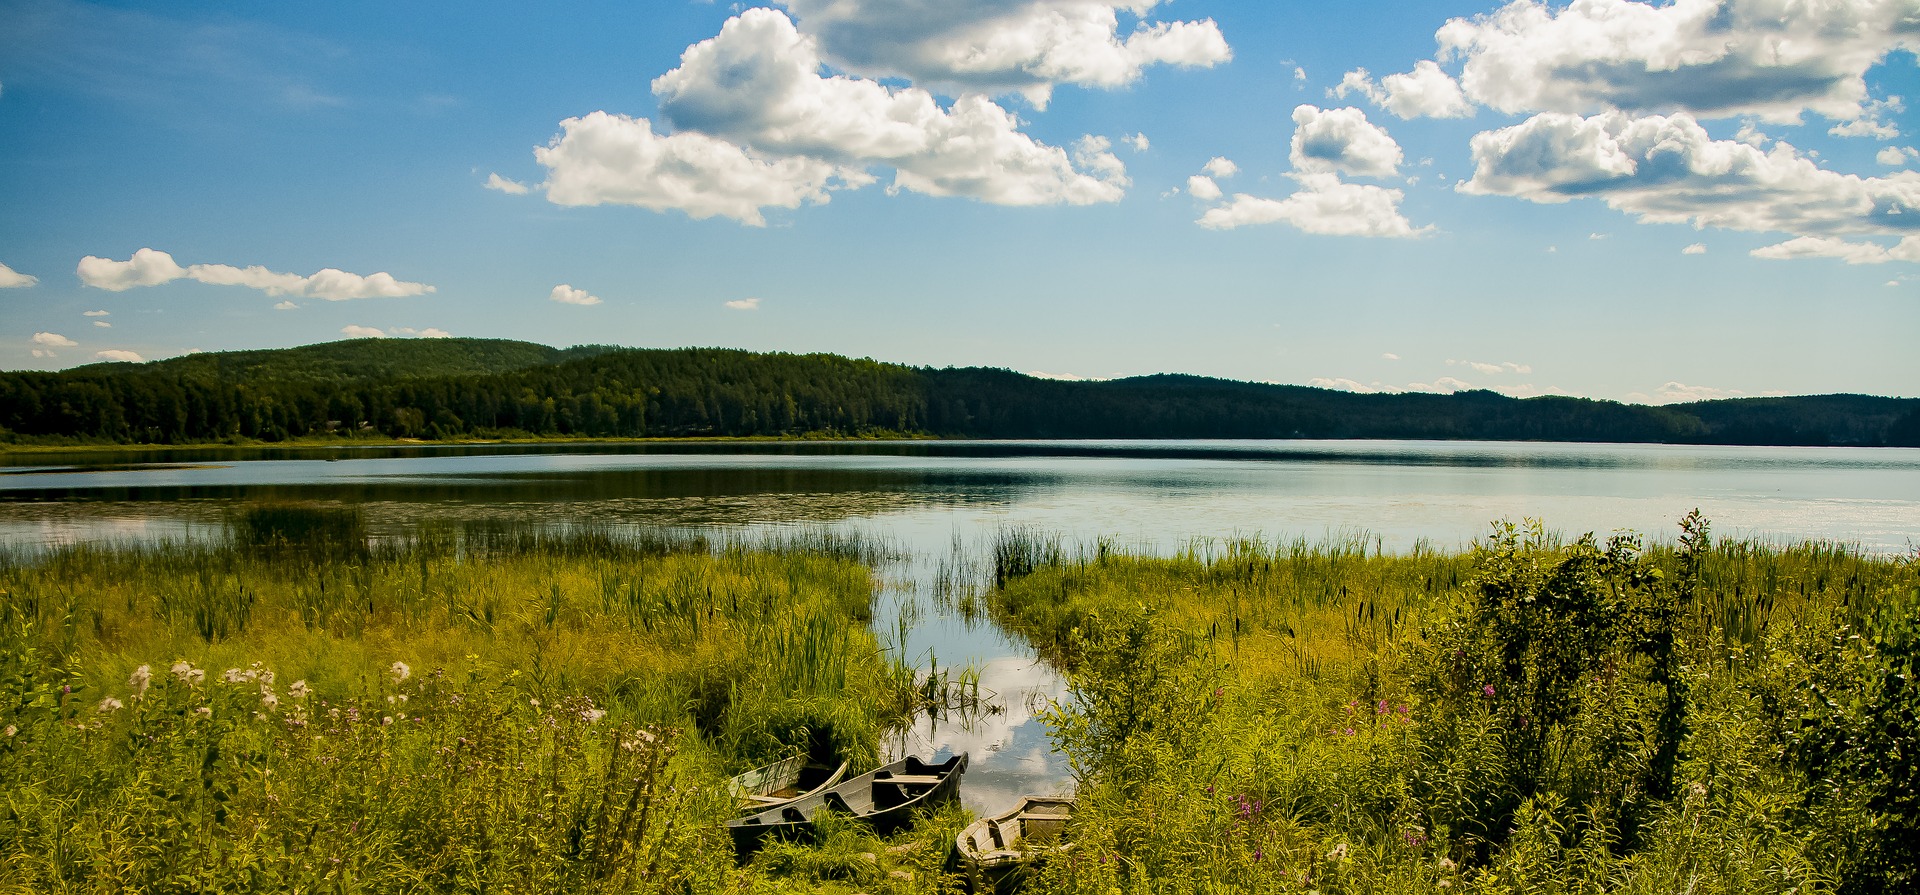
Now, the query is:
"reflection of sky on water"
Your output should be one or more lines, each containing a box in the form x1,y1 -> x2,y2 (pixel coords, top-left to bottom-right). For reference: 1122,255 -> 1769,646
2,440 -> 1916,809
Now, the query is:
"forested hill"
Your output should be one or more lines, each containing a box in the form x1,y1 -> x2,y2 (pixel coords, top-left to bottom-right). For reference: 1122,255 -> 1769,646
3,340 -> 1916,447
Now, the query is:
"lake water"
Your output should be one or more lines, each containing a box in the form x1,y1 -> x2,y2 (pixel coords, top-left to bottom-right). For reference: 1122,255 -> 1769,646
4,438 -> 1917,812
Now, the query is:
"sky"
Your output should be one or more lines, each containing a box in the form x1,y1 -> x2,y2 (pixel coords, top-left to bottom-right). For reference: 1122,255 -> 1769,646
0,0 -> 1916,404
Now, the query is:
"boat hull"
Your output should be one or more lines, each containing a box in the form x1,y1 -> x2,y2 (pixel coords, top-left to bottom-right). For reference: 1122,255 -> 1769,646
728,753 -> 969,857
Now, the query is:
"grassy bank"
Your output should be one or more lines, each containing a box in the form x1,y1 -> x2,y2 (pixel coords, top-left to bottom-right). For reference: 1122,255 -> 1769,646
984,518 -> 1919,894
0,512 -> 957,893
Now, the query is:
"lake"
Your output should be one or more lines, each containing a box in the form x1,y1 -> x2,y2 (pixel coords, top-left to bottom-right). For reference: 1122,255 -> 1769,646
3,438 -> 1916,812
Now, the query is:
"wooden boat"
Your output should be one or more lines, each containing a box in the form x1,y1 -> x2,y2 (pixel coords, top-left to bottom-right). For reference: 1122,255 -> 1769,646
953,796 -> 1075,893
727,755 -> 849,816
728,753 -> 969,856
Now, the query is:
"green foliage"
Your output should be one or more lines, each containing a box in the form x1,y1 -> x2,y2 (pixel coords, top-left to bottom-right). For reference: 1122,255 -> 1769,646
990,518 -> 1916,894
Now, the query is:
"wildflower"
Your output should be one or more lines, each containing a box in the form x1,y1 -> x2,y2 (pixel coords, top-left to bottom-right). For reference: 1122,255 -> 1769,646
98,697 -> 124,713
389,661 -> 410,683
186,668 -> 205,685
3,725 -> 16,737
128,665 -> 152,697
1327,842 -> 1349,861
529,698 -> 540,709
1377,699 -> 1389,714
1344,728 -> 1355,736
1253,846 -> 1263,861
194,707 -> 212,720
289,680 -> 310,699
261,689 -> 279,710
382,716 -> 394,726
222,668 -> 252,684
584,709 -> 607,724
1438,856 -> 1457,871
1482,684 -> 1496,697
1689,781 -> 1708,799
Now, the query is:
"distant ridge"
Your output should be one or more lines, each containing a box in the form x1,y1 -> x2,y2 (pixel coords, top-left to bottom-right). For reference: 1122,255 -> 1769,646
4,340 -> 1916,447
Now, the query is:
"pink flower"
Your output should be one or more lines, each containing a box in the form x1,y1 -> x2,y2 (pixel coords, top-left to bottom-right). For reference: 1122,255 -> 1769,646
1482,684 -> 1496,697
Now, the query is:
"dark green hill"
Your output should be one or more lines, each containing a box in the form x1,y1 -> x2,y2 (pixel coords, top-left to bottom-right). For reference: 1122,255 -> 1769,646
2,341 -> 1915,447
64,338 -> 605,384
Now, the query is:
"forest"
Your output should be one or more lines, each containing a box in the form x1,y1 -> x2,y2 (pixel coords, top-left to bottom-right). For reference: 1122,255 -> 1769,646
2,338 -> 1915,447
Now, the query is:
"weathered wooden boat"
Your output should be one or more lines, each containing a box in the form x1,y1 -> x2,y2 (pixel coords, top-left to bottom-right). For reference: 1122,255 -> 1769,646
953,796 -> 1075,893
728,753 -> 969,856
727,755 -> 850,816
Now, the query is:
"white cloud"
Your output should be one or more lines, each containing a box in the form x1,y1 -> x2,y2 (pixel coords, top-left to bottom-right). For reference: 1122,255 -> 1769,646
1125,132 -> 1149,152
1382,352 -> 1400,360
1199,174 -> 1429,238
1588,232 -> 1608,240
1682,243 -> 1707,254
274,300 -> 299,310
1202,156 -> 1238,178
31,332 -> 77,349
1827,96 -> 1904,139
779,0 -> 1230,107
1335,61 -> 1472,119
549,284 -> 603,306
92,321 -> 110,328
535,112 -> 846,227
0,262 -> 37,288
1308,377 -> 1382,393
1459,111 -> 1920,242
1750,235 -> 1920,265
643,10 -> 1127,210
725,297 -> 762,310
340,325 -> 385,338
82,310 -> 108,317
77,248 -> 434,300
1880,146 -> 1920,166
1433,0 -> 1920,124
94,349 -> 141,362
1405,376 -> 1475,394
1294,66 -> 1308,82
1650,381 -> 1746,403
1027,370 -> 1102,381
484,172 -> 531,195
1290,105 -> 1403,178
1186,174 -> 1222,201
392,327 -> 453,338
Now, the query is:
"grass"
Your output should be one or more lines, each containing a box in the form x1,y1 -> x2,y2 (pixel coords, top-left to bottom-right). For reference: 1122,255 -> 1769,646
0,509 -> 962,894
983,516 -> 1919,895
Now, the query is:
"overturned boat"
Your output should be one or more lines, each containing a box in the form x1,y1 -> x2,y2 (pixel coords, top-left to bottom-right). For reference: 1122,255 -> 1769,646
728,753 -> 969,856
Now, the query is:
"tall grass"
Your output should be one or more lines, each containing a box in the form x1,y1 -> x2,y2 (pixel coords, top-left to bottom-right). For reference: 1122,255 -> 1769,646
988,518 -> 1919,894
0,512 -> 947,893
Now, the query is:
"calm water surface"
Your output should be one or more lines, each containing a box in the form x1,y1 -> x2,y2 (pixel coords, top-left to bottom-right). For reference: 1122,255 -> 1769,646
4,439 -> 1917,812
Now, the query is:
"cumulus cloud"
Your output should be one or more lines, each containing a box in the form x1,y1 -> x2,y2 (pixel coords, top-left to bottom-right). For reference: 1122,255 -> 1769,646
274,300 -> 299,310
779,0 -> 1230,107
1450,358 -> 1533,375
392,327 -> 453,338
1198,174 -> 1429,237
31,332 -> 77,349
1433,0 -> 1920,124
1308,377 -> 1383,393
1186,174 -> 1222,201
82,310 -> 108,317
78,248 -> 435,300
1202,157 -> 1239,178
1828,96 -> 1904,139
94,349 -> 142,362
1290,105 -> 1404,178
1124,132 -> 1149,152
725,297 -> 762,310
648,10 -> 1127,207
1750,235 -> 1920,264
1335,61 -> 1472,119
1682,243 -> 1707,254
0,262 -> 37,288
536,112 -> 846,226
539,9 -> 1135,224
1647,381 -> 1750,403
1880,146 -> 1920,166
340,325 -> 385,338
1459,111 -> 1920,245
484,172 -> 531,195
93,321 -> 110,328
549,284 -> 603,306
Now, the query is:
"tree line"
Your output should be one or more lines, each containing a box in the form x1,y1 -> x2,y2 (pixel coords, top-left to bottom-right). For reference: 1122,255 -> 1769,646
1,340 -> 1914,447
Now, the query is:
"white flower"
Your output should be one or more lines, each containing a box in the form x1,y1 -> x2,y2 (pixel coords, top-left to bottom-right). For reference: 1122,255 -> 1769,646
3,724 -> 16,737
1326,842 -> 1349,861
222,668 -> 251,684
584,709 -> 607,724
381,716 -> 394,726
529,698 -> 540,709
169,660 -> 193,680
97,697 -> 124,713
128,665 -> 151,697
260,689 -> 279,710
186,668 -> 205,685
288,680 -> 310,699
389,661 -> 410,683
1438,856 -> 1457,871
194,707 -> 212,720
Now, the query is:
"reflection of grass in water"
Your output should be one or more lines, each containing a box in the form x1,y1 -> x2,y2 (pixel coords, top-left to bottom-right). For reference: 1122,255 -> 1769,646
0,517 -> 975,892
989,520 -> 1920,893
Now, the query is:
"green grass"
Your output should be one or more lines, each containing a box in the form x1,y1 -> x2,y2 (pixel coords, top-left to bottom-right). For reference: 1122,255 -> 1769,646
0,515 -> 963,894
985,517 -> 1919,895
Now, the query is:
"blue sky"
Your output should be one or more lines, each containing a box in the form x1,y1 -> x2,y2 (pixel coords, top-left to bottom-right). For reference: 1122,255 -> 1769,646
1,0 -> 1916,403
